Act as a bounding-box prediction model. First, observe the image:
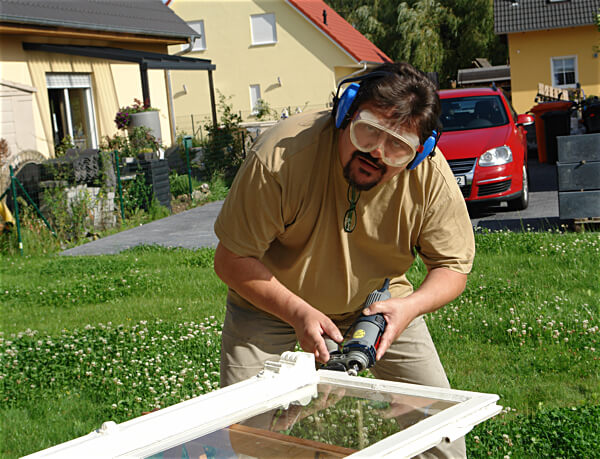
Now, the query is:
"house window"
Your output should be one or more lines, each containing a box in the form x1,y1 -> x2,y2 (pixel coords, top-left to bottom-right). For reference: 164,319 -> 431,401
551,56 -> 577,87
28,351 -> 501,458
250,13 -> 277,45
249,84 -> 261,114
188,20 -> 206,51
46,73 -> 98,150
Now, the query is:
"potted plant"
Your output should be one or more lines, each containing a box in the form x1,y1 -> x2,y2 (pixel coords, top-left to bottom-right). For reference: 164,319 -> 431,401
115,99 -> 162,144
128,126 -> 160,160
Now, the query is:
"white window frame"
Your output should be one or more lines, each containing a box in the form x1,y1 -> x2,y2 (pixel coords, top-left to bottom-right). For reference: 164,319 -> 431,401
46,73 -> 98,149
249,84 -> 261,114
186,20 -> 206,52
551,55 -> 578,88
26,352 -> 501,459
250,13 -> 277,46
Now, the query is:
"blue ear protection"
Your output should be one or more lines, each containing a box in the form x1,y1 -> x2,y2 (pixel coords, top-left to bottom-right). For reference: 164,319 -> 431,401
332,72 -> 440,170
407,130 -> 440,170
334,82 -> 360,129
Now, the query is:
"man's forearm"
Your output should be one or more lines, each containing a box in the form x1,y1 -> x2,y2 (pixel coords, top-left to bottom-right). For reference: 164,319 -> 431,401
213,243 -> 343,361
213,242 -> 310,324
403,267 -> 468,319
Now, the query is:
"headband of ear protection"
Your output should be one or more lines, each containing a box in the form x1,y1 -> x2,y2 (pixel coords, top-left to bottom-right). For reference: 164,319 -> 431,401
332,71 -> 392,130
332,71 -> 440,170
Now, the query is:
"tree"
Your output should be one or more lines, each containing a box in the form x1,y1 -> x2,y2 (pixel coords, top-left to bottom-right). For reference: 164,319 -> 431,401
325,0 -> 507,88
391,0 -> 457,76
440,0 -> 507,84
326,0 -> 386,44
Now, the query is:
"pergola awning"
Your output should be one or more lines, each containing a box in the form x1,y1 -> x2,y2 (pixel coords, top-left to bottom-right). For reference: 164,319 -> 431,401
23,42 -> 218,125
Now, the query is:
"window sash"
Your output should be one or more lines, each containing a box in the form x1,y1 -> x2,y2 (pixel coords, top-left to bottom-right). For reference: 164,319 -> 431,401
25,352 -> 501,459
250,13 -> 277,45
46,73 -> 97,149
249,84 -> 261,113
551,56 -> 576,88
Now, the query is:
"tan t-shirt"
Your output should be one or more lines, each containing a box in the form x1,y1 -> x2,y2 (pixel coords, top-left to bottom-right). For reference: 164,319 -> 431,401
214,110 -> 475,316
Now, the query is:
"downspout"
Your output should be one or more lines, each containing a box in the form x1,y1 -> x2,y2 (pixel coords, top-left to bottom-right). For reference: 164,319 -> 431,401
165,40 -> 195,143
165,69 -> 177,144
335,61 -> 368,86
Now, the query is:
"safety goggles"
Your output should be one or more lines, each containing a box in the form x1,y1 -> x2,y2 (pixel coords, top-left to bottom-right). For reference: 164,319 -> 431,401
349,110 -> 420,167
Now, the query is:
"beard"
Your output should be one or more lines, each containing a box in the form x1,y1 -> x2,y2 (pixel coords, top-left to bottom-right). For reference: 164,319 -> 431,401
343,150 -> 387,191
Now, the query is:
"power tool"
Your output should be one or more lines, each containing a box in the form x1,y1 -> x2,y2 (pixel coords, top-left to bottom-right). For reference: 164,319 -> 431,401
323,279 -> 390,376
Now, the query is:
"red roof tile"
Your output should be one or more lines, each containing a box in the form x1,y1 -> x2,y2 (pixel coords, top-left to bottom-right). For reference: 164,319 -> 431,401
286,0 -> 391,64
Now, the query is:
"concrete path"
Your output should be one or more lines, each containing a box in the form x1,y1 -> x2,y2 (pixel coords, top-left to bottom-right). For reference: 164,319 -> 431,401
61,159 -> 561,256
61,200 -> 222,256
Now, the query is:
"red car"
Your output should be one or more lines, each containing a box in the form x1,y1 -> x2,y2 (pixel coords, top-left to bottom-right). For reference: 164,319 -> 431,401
438,87 -> 534,210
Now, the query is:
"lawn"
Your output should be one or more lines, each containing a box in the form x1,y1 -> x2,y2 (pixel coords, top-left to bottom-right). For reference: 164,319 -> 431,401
1,231 -> 599,458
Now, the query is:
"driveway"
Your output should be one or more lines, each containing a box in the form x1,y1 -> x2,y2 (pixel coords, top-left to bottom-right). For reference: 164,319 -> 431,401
469,158 -> 560,231
61,159 -> 561,256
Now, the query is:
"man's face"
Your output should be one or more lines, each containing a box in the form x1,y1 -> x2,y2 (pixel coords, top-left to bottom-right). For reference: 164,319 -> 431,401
338,103 -> 420,191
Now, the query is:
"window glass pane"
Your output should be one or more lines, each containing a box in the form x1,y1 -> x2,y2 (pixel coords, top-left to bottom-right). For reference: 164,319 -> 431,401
68,88 -> 93,149
565,72 -> 576,85
564,59 -> 575,73
554,59 -> 565,73
440,95 -> 508,131
48,89 -> 68,146
188,20 -> 206,51
250,84 -> 261,112
147,383 -> 457,457
251,13 -> 277,45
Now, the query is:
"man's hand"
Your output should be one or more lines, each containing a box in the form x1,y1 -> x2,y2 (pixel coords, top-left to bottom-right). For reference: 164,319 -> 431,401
362,268 -> 468,360
362,297 -> 415,360
289,307 -> 343,364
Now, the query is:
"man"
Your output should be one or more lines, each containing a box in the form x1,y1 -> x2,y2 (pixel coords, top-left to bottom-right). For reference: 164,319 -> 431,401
213,62 -> 474,457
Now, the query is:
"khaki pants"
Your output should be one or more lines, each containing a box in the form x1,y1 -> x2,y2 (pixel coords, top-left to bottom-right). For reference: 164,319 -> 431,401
220,302 -> 466,458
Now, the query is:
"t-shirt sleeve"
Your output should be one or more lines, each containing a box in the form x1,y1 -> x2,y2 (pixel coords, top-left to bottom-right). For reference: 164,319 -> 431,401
416,182 -> 475,275
214,152 -> 285,258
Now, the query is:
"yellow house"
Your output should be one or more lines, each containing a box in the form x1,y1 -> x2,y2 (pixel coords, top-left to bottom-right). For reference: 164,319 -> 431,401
167,0 -> 391,135
0,0 -> 210,162
494,0 -> 600,114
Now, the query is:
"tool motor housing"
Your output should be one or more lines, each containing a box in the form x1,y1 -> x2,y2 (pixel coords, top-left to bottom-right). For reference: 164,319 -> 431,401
341,313 -> 386,371
323,279 -> 390,374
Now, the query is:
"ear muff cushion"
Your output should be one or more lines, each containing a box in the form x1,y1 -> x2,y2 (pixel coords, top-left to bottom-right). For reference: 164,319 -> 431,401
407,131 -> 438,170
334,83 -> 360,129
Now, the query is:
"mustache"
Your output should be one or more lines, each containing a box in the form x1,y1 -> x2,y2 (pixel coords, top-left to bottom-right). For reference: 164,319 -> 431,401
353,150 -> 387,171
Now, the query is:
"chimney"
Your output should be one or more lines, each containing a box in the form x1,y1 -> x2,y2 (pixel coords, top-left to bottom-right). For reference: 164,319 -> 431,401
323,9 -> 327,25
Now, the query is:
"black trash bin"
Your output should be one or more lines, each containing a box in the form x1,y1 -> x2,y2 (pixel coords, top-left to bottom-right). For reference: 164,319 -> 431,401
583,102 -> 600,133
541,110 -> 571,164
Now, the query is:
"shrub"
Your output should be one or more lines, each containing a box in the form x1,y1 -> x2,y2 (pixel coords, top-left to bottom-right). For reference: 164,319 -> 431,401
0,137 -> 10,166
200,92 -> 245,181
54,136 -> 74,158
169,172 -> 200,198
122,168 -> 153,215
0,197 -> 60,255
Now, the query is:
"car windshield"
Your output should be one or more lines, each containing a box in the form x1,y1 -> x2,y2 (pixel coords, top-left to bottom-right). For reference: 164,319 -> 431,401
440,95 -> 509,132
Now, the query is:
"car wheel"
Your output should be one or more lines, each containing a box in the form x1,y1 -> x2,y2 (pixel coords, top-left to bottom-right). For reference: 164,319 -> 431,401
508,164 -> 529,211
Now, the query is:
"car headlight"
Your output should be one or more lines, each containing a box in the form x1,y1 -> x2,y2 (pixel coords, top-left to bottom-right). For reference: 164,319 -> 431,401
478,146 -> 513,167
